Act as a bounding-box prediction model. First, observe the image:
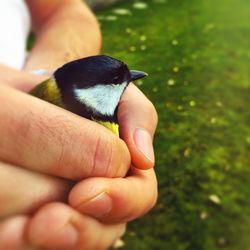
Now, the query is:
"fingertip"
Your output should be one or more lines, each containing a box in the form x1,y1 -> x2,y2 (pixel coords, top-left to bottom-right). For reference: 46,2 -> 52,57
69,171 -> 157,223
0,216 -> 29,250
133,127 -> 155,169
120,126 -> 155,170
116,137 -> 132,174
26,201 -> 125,250
27,203 -> 78,249
68,178 -> 112,219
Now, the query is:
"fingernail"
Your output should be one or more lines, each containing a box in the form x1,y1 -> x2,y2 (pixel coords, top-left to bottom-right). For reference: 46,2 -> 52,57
48,223 -> 78,248
77,192 -> 112,218
134,128 -> 155,163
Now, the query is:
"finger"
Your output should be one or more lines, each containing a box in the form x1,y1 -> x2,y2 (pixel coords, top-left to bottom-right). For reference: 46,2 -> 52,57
0,161 -> 71,218
0,216 -> 29,250
69,167 -> 158,223
0,63 -> 47,91
27,202 -> 126,250
0,84 -> 131,180
118,84 -> 158,169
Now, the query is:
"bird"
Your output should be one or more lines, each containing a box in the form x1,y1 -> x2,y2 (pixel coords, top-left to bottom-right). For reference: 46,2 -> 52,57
30,55 -> 148,135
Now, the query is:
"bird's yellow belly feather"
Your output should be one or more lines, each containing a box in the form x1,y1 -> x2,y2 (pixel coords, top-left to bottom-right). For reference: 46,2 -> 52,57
96,121 -> 119,135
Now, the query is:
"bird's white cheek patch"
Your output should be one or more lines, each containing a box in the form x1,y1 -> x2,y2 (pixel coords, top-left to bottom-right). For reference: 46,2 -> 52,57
73,82 -> 127,116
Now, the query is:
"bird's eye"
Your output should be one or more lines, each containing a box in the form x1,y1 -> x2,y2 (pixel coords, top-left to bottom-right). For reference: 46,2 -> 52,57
113,76 -> 119,82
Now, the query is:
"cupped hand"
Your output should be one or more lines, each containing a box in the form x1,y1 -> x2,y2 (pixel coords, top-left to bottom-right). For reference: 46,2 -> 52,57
0,204 -> 126,250
0,78 -> 131,181
69,84 -> 158,224
0,66 -> 158,249
0,167 -> 157,249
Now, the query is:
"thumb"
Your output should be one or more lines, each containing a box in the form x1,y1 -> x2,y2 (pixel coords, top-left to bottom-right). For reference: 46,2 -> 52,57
118,84 -> 158,170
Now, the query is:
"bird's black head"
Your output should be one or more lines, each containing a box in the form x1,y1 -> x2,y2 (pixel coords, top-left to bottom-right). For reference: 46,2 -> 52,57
54,55 -> 147,89
53,55 -> 147,123
55,55 -> 124,89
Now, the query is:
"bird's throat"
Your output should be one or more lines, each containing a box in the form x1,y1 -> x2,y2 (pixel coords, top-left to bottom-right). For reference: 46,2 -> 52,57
73,82 -> 127,118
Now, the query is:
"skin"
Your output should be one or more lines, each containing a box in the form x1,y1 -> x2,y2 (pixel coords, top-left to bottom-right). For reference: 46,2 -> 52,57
25,0 -> 102,70
0,0 -> 158,249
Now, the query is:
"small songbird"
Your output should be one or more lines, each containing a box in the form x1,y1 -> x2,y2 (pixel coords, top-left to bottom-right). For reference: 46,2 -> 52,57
30,55 -> 148,135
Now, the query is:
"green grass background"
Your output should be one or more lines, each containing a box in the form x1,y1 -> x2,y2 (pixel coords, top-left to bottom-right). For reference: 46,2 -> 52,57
97,0 -> 250,249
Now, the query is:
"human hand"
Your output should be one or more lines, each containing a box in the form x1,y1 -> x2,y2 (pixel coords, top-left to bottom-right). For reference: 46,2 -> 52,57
0,64 -> 46,92
0,63 -> 132,218
0,80 -> 131,181
0,0 -> 158,247
0,76 -> 158,249
0,166 -> 157,249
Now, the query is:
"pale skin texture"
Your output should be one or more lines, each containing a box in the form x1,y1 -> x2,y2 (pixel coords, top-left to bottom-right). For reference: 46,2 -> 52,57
0,0 -> 158,249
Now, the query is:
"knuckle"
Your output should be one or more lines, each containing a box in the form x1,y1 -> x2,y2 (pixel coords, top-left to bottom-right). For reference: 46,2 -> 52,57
126,176 -> 158,221
145,99 -> 158,126
139,189 -> 158,218
146,181 -> 158,212
91,135 -> 130,178
149,185 -> 158,210
119,224 -> 127,237
92,135 -> 115,177
140,174 -> 158,214
114,139 -> 131,177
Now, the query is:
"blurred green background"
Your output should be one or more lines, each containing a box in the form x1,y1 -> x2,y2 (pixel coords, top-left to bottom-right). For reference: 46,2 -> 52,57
96,0 -> 250,249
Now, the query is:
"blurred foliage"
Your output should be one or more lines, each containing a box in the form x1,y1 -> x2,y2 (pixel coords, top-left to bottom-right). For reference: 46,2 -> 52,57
97,0 -> 250,249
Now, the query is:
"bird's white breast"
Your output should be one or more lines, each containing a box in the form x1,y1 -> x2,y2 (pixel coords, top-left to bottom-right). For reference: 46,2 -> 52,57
73,82 -> 127,116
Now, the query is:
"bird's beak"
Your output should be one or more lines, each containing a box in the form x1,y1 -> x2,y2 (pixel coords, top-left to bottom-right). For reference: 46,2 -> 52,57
130,70 -> 148,81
